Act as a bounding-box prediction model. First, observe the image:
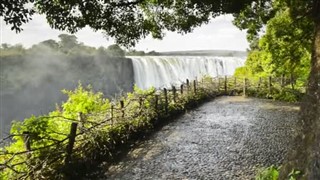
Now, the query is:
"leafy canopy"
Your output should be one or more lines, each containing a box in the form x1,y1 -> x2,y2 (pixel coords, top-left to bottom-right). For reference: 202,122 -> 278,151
1,0 -> 254,46
235,3 -> 311,83
2,0 -> 320,48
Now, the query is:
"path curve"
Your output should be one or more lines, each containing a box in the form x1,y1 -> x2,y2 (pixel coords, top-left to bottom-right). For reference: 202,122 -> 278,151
103,96 -> 300,180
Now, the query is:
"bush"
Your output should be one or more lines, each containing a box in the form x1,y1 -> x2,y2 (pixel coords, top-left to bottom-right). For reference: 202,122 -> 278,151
256,165 -> 279,180
256,166 -> 302,180
272,89 -> 302,102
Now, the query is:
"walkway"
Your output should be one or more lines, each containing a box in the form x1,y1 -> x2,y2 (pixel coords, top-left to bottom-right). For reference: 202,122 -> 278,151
102,96 -> 300,179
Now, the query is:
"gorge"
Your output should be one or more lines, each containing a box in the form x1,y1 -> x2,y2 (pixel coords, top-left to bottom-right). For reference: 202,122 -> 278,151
0,54 -> 245,137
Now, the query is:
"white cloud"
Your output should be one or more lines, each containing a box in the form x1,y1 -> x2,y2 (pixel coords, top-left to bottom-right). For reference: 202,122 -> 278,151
1,14 -> 249,51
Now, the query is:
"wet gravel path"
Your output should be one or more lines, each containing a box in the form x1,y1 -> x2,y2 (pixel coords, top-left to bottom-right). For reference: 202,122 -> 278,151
103,96 -> 300,180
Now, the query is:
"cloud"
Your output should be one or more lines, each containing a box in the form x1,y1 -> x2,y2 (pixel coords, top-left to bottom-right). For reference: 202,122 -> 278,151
1,14 -> 248,51
135,15 -> 249,51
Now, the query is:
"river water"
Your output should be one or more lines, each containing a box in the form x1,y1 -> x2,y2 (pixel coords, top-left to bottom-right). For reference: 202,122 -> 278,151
102,96 -> 300,180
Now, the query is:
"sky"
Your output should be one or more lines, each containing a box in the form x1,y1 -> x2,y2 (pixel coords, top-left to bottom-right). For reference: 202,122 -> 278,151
0,14 -> 249,52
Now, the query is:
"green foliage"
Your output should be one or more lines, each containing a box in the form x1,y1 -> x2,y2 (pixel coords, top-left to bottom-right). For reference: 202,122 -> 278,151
0,0 -> 35,33
272,88 -> 302,102
0,83 -> 113,179
3,0 -> 318,56
0,44 -> 26,56
234,66 -> 253,78
0,34 -> 128,58
61,83 -> 110,119
146,50 -> 160,56
38,39 -> 60,50
259,8 -> 312,77
106,44 -> 125,57
58,34 -> 79,53
244,50 -> 271,76
126,50 -> 146,56
256,166 -> 302,180
256,165 -> 279,180
2,0 -> 257,46
288,169 -> 302,180
234,3 -> 311,94
233,1 -> 275,45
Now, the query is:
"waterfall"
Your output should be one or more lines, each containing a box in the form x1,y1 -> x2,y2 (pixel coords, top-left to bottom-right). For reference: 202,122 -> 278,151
130,56 -> 245,89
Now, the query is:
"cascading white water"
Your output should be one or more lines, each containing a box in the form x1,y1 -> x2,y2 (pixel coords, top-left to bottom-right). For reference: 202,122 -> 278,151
130,56 -> 245,89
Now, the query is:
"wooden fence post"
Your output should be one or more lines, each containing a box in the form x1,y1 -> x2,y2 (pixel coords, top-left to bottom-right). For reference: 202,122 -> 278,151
110,104 -> 114,125
258,77 -> 262,91
290,74 -> 295,90
224,76 -> 227,94
193,80 -> 197,94
23,131 -> 31,152
120,100 -> 125,118
243,78 -> 247,96
281,74 -> 285,87
77,112 -> 84,133
172,86 -> 177,102
65,122 -> 78,165
139,97 -> 143,115
186,79 -> 190,94
164,88 -> 168,115
180,84 -> 184,95
155,94 -> 159,119
268,76 -> 272,93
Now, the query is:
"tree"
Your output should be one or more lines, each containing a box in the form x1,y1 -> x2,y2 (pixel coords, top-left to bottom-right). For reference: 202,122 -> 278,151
146,50 -> 160,56
106,44 -> 125,57
1,0 -> 253,46
38,39 -> 60,50
58,34 -> 79,53
242,50 -> 266,75
234,1 -> 320,177
0,0 -> 35,33
259,9 -> 312,78
242,8 -> 312,80
126,49 -> 146,56
2,0 -> 320,178
1,43 -> 11,49
0,43 -> 26,56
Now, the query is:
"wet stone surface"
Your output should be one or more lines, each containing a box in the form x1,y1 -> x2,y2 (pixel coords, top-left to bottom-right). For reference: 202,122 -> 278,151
102,96 -> 300,180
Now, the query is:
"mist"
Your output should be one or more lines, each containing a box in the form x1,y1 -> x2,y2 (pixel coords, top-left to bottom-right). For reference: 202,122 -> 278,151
0,45 -> 134,137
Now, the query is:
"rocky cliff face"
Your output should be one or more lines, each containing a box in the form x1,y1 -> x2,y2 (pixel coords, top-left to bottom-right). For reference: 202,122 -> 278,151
0,51 -> 134,137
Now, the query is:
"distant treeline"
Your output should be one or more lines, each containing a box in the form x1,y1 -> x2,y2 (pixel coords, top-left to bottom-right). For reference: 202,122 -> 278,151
160,50 -> 247,57
0,34 -> 160,57
1,34 -> 248,57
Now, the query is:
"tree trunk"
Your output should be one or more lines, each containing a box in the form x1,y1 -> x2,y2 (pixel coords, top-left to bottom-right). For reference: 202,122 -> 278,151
280,10 -> 320,179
